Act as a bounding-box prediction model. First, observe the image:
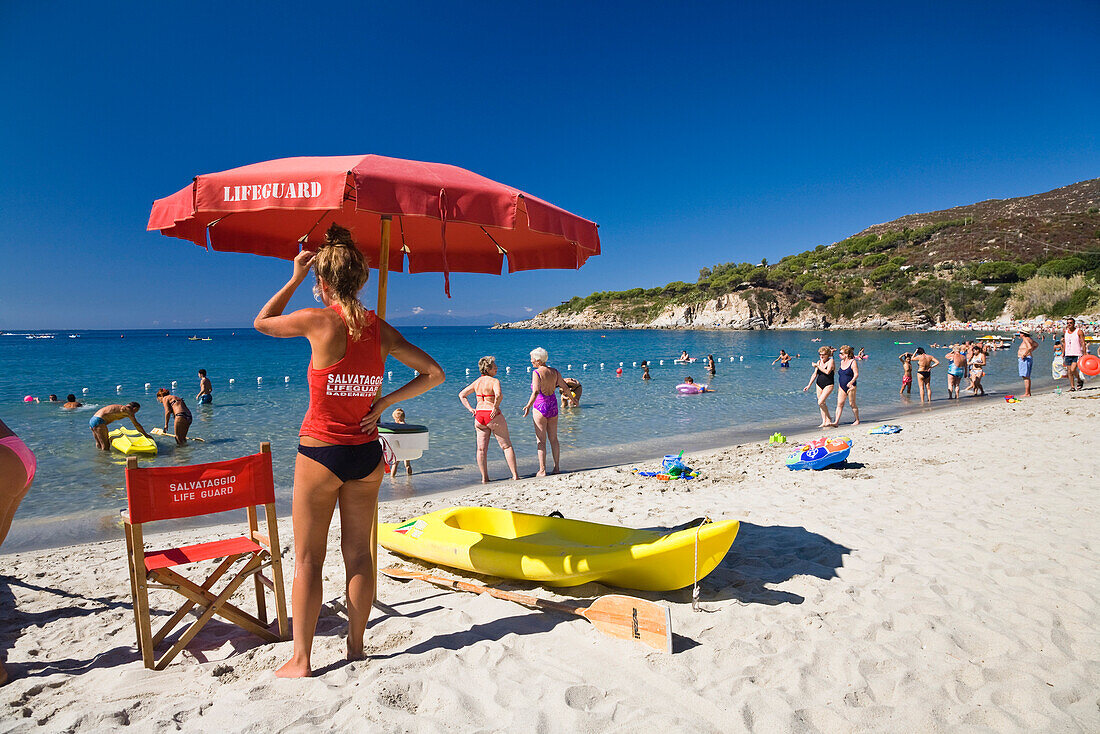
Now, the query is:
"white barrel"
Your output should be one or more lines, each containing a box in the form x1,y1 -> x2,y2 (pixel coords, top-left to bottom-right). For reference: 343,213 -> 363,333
284,376 -> 290,383
116,385 -> 123,391
144,382 -> 151,389
82,387 -> 89,393
228,378 -> 235,384
257,377 -> 263,384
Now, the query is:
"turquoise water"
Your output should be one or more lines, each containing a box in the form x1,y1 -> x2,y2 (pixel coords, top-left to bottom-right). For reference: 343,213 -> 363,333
1,327 -> 1052,549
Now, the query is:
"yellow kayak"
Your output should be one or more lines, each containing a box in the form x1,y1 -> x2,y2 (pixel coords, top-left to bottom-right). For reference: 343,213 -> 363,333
378,506 -> 739,591
109,427 -> 157,456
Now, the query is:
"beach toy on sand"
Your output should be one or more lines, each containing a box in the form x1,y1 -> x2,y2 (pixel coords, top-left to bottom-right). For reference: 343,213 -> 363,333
786,436 -> 852,471
768,432 -> 787,444
869,425 -> 901,435
1052,357 -> 1067,379
1080,354 -> 1100,377
1004,395 -> 1020,403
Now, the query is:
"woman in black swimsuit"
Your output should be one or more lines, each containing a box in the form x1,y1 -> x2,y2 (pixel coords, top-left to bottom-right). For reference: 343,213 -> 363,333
833,345 -> 860,426
803,346 -> 836,427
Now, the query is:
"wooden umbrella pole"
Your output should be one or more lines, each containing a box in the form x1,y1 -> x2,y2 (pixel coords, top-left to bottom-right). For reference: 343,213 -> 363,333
376,216 -> 392,318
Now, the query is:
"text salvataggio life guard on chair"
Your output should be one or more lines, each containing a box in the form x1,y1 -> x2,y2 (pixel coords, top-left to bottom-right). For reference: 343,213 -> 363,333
121,443 -> 289,670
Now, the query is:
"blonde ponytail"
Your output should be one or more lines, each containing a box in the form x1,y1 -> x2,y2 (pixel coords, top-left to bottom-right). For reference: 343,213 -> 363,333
313,224 -> 372,341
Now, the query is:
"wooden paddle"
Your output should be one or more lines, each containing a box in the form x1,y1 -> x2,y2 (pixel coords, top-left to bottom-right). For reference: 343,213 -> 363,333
381,566 -> 673,653
150,427 -> 206,442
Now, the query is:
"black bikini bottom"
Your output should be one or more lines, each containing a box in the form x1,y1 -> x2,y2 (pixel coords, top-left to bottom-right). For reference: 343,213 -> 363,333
297,440 -> 383,483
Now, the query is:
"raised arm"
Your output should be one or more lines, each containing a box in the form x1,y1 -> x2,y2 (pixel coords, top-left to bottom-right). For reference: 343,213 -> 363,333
253,251 -> 319,338
359,320 -> 445,434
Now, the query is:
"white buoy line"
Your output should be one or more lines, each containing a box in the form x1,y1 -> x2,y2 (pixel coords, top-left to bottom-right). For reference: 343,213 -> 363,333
86,355 -> 752,400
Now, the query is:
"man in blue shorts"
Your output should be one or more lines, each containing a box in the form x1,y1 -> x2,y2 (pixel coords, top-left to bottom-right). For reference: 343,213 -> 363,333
196,369 -> 213,405
1016,331 -> 1038,397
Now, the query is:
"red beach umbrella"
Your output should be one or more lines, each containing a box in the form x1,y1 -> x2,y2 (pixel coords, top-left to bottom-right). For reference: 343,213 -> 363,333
148,155 -> 600,316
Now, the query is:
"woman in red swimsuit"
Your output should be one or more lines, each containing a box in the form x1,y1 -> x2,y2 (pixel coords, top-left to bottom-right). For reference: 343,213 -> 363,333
255,225 -> 444,678
458,356 -> 520,483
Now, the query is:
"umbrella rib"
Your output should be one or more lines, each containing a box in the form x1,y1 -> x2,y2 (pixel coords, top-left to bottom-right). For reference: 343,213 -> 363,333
302,211 -> 331,244
480,226 -> 507,254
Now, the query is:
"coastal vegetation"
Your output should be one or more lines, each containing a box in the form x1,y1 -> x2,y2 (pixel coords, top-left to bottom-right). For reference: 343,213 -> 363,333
546,178 -> 1100,327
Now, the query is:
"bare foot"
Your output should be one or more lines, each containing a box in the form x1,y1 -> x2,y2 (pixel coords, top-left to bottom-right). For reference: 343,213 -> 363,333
275,657 -> 312,678
347,640 -> 365,662
551,468 -> 560,475
852,420 -> 860,426
481,478 -> 490,484
535,470 -> 547,477
511,474 -> 520,481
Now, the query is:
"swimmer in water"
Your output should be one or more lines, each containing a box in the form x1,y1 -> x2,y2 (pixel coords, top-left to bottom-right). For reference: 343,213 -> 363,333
772,350 -> 792,367
641,361 -> 651,380
196,369 -> 213,405
705,354 -> 716,374
62,394 -> 82,410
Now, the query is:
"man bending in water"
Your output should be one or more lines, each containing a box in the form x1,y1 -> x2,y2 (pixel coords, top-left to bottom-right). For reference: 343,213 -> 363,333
88,403 -> 148,450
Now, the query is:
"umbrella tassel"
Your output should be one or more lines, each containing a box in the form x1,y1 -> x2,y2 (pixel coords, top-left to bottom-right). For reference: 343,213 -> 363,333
439,188 -> 451,297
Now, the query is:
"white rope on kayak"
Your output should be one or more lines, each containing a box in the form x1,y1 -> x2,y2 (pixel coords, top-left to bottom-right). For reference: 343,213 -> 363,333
691,517 -> 710,612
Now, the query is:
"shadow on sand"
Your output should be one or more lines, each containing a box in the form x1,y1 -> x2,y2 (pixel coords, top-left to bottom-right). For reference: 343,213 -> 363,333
692,522 -> 851,605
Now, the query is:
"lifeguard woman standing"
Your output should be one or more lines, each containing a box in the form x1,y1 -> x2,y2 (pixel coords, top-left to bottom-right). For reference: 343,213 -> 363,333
255,224 -> 444,678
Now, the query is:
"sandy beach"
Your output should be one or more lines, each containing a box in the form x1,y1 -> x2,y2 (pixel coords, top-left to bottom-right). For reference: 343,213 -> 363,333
2,389 -> 1098,732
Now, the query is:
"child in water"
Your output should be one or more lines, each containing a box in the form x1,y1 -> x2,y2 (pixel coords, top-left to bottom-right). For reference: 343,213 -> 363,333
898,352 -> 913,395
390,408 -> 413,475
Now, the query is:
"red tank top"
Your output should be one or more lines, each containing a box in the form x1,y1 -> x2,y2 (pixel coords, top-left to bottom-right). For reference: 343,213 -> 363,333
300,305 -> 384,445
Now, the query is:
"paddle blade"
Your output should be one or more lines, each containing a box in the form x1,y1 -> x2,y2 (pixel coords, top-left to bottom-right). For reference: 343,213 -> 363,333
381,566 -> 421,580
582,595 -> 673,654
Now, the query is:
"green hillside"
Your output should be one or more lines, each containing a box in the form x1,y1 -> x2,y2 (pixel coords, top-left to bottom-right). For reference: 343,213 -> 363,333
554,178 -> 1100,324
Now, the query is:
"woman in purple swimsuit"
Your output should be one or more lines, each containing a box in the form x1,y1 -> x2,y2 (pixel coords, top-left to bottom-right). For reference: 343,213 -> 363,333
522,347 -> 574,476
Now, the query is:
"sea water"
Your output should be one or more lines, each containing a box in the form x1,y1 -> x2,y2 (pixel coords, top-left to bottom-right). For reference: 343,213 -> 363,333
0,327 -> 1051,550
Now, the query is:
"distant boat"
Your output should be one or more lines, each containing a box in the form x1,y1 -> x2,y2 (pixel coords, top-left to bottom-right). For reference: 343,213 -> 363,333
68,334 -> 80,339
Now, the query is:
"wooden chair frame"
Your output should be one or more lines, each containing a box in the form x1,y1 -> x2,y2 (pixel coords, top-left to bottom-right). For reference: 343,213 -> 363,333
122,442 -> 289,670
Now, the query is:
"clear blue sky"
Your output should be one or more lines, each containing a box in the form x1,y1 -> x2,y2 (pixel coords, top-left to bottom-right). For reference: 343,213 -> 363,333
1,1 -> 1098,329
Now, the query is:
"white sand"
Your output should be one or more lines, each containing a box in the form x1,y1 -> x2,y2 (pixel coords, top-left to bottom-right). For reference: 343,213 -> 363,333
2,390 -> 1098,732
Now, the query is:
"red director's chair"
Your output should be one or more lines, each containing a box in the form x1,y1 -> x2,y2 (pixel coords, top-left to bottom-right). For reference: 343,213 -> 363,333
122,442 -> 289,669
